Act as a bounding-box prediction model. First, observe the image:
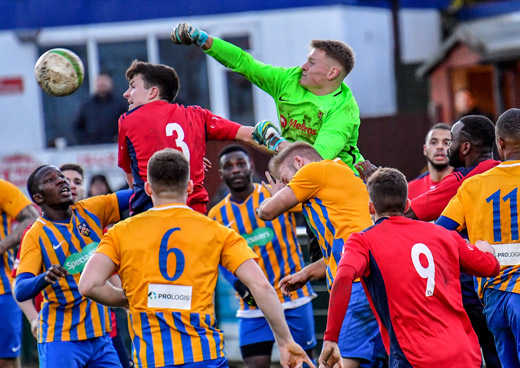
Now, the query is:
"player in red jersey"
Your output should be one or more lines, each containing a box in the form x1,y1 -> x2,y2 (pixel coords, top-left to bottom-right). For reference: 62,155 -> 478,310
318,167 -> 500,368
407,123 -> 453,200
405,115 -> 499,221
118,60 -> 268,215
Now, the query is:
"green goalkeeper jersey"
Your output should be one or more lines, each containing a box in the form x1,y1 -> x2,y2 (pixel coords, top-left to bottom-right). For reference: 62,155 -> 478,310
206,37 -> 364,170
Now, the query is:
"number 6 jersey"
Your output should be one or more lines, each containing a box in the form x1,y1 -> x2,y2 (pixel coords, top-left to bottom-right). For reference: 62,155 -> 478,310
95,204 -> 257,367
332,217 -> 499,368
118,100 -> 241,214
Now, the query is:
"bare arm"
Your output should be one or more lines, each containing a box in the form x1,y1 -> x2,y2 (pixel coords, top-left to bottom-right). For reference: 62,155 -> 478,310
12,278 -> 39,338
258,186 -> 299,221
79,253 -> 128,308
279,258 -> 326,296
236,259 -> 315,368
0,205 -> 38,254
125,173 -> 134,190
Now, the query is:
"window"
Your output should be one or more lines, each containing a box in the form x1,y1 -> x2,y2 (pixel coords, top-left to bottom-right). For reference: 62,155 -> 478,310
158,39 -> 210,108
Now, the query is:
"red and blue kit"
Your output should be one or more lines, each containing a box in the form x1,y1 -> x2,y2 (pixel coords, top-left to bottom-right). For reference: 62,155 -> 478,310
118,100 -> 241,214
407,172 -> 438,200
325,217 -> 499,368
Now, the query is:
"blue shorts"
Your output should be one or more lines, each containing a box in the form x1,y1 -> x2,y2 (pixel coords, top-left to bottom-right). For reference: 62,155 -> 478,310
483,288 -> 520,368
38,333 -> 121,368
339,282 -> 386,367
239,302 -> 316,350
163,357 -> 228,368
0,293 -> 22,358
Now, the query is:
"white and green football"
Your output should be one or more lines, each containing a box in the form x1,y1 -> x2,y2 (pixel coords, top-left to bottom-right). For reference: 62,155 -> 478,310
34,48 -> 84,97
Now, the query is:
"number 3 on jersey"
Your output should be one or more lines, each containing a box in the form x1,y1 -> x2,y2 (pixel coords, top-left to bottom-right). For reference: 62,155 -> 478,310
166,123 -> 190,160
411,243 -> 435,297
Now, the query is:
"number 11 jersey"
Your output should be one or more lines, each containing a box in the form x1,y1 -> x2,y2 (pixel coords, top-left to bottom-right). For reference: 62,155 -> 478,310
341,217 -> 499,367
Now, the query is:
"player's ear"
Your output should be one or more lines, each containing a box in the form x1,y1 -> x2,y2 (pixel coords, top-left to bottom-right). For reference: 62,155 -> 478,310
148,86 -> 160,100
186,180 -> 194,195
293,156 -> 303,170
144,182 -> 152,197
368,201 -> 376,216
423,144 -> 427,156
32,193 -> 44,205
404,198 -> 411,212
328,67 -> 340,80
461,141 -> 471,155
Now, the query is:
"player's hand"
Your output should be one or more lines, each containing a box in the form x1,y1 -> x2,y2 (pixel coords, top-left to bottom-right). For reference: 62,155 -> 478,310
279,270 -> 310,297
31,318 -> 38,339
233,280 -> 256,307
252,120 -> 287,152
203,157 -> 212,172
44,265 -> 68,284
171,23 -> 209,46
354,160 -> 378,182
318,341 -> 342,368
475,240 -> 496,255
279,341 -> 316,368
261,171 -> 285,196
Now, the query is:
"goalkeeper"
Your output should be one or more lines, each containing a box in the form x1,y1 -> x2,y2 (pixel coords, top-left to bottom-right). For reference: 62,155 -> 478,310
171,22 -> 364,172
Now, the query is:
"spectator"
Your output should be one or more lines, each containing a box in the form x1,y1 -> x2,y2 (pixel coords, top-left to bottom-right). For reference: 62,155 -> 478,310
88,174 -> 113,197
75,73 -> 128,145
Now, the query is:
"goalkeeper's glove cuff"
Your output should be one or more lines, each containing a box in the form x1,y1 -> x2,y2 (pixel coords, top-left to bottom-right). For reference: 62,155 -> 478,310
195,30 -> 209,46
267,136 -> 287,152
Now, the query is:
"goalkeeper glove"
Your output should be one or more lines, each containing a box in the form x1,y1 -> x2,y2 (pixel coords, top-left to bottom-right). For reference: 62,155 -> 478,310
252,120 -> 286,152
233,280 -> 256,307
171,23 -> 209,46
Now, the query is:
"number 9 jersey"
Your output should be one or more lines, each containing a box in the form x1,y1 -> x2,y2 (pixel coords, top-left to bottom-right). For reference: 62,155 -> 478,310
339,217 -> 499,367
118,100 -> 242,214
95,204 -> 258,367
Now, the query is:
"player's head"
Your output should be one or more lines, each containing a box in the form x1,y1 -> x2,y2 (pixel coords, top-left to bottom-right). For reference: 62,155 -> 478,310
423,123 -> 451,171
27,165 -> 74,208
272,142 -> 323,184
300,40 -> 354,91
124,60 -> 180,110
146,148 -> 192,202
448,115 -> 495,168
366,167 -> 408,217
59,163 -> 85,202
218,145 -> 253,193
495,108 -> 520,160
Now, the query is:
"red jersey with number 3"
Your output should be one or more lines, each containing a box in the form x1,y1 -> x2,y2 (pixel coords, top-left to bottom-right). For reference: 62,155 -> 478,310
340,217 -> 499,368
118,100 -> 241,213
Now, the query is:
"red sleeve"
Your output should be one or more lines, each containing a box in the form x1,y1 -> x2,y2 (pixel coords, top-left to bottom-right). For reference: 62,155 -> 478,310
117,114 -> 131,173
11,225 -> 32,278
323,233 -> 369,342
455,232 -> 500,277
203,108 -> 241,141
410,173 -> 461,221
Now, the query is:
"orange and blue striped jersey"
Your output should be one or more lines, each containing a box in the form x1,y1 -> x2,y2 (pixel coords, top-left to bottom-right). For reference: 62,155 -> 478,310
96,204 -> 258,367
0,179 -> 32,295
17,194 -> 120,343
208,184 -> 315,316
288,159 -> 373,291
441,161 -> 520,299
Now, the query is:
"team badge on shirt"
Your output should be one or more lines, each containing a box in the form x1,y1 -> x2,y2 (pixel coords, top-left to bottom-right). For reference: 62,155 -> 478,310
77,222 -> 91,237
318,111 -> 323,120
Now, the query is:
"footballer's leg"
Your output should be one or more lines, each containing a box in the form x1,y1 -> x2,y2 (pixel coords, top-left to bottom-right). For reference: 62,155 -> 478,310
239,317 -> 274,368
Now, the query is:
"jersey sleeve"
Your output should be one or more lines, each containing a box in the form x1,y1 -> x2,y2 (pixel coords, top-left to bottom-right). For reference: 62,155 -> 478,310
287,163 -> 326,203
410,173 -> 460,221
454,232 -> 500,277
0,180 -> 32,219
199,107 -> 242,141
205,37 -> 291,98
313,94 -> 360,160
340,232 -> 370,278
95,225 -> 121,268
117,114 -> 131,173
219,225 -> 258,275
439,187 -> 467,230
80,194 -> 121,229
17,227 -> 43,276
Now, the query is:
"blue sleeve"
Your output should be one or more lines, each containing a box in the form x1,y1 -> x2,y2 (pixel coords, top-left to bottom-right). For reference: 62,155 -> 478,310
435,216 -> 460,230
219,264 -> 239,287
115,189 -> 133,212
15,272 -> 48,302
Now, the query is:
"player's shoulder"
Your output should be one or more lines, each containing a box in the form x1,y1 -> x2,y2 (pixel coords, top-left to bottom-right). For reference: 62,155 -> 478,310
409,171 -> 430,183
208,195 -> 231,218
74,193 -> 117,213
23,217 -> 46,239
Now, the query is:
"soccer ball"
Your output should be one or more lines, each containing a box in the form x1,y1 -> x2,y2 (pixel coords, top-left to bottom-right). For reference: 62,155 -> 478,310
34,48 -> 84,96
